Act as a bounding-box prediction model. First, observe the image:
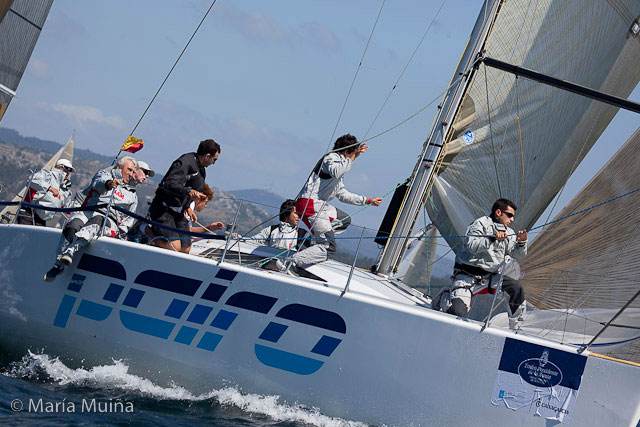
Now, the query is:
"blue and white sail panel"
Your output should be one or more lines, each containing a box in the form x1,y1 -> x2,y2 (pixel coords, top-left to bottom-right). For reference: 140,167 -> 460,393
0,0 -> 53,121
491,338 -> 587,423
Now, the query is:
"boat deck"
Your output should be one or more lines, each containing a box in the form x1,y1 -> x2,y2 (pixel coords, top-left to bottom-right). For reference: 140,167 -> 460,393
189,238 -> 432,308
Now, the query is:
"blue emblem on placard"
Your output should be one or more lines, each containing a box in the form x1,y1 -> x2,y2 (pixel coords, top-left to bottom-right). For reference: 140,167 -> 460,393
463,130 -> 474,144
517,349 -> 563,387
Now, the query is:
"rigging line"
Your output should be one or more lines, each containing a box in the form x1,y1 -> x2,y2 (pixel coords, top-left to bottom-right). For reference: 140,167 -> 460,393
483,62 -> 503,197
325,0 -> 387,153
330,178 -> 408,229
362,72 -> 465,143
516,76 -> 525,204
288,0 -> 386,245
528,185 -> 640,232
113,0 -> 218,163
423,206 -> 431,295
363,0 -> 448,139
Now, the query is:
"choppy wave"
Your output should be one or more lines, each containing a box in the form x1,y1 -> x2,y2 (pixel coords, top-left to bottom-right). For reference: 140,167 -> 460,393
4,351 -> 367,427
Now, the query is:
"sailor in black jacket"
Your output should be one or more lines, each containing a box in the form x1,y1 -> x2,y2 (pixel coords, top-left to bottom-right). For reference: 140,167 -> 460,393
149,139 -> 220,251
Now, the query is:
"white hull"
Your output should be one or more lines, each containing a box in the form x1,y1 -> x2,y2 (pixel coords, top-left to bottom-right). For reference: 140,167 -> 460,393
1,225 -> 639,426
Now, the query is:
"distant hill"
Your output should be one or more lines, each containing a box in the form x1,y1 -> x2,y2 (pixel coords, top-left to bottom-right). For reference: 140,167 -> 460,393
228,189 -> 286,210
0,128 -> 289,236
0,127 -> 113,164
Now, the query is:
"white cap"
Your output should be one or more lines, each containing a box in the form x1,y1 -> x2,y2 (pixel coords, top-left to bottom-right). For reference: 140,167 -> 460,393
137,160 -> 155,177
55,158 -> 75,172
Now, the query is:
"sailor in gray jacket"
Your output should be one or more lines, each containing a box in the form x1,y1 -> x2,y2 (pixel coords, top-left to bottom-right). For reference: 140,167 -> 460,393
17,159 -> 75,226
434,198 -> 528,329
295,134 -> 382,266
251,199 -> 307,251
44,156 -> 138,282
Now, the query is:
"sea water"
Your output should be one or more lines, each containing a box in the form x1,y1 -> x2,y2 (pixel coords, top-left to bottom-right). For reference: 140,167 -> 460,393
0,351 -> 367,426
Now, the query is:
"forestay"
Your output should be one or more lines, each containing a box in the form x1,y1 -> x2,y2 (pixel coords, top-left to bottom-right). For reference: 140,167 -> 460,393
427,0 -> 640,250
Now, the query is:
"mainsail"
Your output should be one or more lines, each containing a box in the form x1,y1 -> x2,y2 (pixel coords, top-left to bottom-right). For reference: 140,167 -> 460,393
427,0 -> 640,250
519,126 -> 640,362
0,0 -> 54,121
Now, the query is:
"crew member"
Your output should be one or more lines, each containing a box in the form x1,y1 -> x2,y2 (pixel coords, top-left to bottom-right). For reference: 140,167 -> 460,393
295,134 -> 382,267
44,156 -> 138,281
251,199 -> 308,251
434,198 -> 528,330
148,139 -> 220,252
17,159 -> 75,226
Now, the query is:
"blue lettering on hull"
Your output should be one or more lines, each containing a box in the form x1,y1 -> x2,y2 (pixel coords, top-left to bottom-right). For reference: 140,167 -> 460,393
51,253 -> 347,374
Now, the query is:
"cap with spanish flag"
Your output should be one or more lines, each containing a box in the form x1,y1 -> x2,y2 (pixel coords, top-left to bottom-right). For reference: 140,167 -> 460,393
121,135 -> 144,153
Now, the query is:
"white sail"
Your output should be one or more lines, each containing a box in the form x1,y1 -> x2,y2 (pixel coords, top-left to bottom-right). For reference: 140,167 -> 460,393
426,0 -> 640,250
0,0 -> 54,121
519,125 -> 640,362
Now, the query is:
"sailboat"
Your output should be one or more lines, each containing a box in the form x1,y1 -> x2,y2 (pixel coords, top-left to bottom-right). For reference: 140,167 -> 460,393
1,0 -> 640,426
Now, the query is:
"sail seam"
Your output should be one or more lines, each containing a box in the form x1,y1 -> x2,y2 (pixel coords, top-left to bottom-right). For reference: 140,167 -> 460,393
8,8 -> 42,30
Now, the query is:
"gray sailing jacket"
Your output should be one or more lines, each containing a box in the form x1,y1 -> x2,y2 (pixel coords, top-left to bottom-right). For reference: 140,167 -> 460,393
299,153 -> 366,205
29,168 -> 73,220
72,167 -> 138,232
251,222 -> 306,251
454,215 -> 527,273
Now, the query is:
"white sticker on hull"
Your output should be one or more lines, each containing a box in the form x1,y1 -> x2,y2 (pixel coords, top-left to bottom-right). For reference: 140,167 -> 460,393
491,338 -> 586,423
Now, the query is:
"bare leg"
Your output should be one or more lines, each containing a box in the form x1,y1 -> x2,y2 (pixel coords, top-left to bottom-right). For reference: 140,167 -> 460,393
153,238 -> 181,252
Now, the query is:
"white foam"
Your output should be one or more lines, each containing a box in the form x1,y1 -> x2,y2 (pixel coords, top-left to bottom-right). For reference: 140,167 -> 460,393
5,351 -> 367,427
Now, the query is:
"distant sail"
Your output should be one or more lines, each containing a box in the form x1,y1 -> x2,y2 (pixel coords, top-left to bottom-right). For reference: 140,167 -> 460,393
427,0 -> 640,251
518,126 -> 640,361
0,0 -> 54,121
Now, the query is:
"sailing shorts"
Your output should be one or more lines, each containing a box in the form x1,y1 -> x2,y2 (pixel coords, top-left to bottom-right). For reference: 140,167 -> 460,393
148,201 -> 190,243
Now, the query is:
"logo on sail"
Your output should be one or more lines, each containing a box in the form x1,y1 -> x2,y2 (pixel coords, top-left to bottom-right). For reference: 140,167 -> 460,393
462,130 -> 474,144
517,348 -> 562,387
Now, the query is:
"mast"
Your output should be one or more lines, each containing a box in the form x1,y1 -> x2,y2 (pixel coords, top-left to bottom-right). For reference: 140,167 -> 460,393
375,0 -> 502,276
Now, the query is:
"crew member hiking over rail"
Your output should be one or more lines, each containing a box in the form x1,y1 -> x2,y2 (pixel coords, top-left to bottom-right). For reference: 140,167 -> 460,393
44,156 -> 138,282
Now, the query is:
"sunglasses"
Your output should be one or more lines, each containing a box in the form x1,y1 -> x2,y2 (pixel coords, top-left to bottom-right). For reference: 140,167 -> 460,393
503,211 -> 514,218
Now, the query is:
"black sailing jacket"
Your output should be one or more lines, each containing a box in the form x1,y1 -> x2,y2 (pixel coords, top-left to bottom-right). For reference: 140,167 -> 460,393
153,152 -> 206,210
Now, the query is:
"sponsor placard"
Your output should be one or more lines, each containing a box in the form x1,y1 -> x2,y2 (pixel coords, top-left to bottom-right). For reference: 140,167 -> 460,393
491,338 -> 587,423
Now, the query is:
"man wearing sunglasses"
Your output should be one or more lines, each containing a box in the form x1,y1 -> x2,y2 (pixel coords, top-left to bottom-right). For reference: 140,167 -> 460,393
434,198 -> 528,330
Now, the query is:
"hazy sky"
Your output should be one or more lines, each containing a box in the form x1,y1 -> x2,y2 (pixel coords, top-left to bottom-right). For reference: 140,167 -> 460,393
4,0 -> 640,231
